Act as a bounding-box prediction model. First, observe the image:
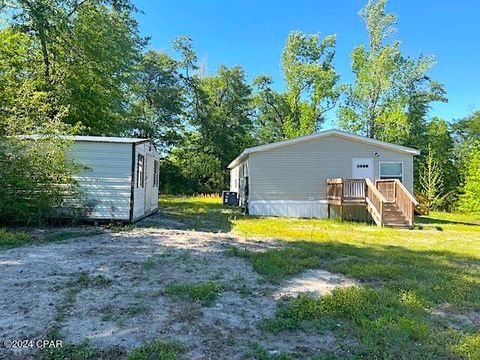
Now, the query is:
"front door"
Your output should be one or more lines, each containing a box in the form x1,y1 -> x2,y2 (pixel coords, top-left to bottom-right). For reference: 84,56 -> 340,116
352,158 -> 373,180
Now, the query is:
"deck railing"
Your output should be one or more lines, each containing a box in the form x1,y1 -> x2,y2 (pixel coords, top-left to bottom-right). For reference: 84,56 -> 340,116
376,179 -> 419,227
326,178 -> 417,227
326,178 -> 366,201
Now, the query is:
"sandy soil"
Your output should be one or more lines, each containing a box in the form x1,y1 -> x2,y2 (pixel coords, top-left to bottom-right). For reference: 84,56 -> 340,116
0,227 -> 355,359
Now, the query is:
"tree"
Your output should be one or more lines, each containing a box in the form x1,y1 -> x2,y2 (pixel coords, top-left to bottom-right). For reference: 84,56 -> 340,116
160,37 -> 255,193
419,145 -> 444,211
338,0 -> 445,143
2,0 -> 144,135
254,31 -> 341,142
453,111 -> 480,170
130,50 -> 184,150
458,143 -> 480,214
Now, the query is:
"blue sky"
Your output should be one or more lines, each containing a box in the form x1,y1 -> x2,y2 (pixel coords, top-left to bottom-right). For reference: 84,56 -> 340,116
135,0 -> 479,128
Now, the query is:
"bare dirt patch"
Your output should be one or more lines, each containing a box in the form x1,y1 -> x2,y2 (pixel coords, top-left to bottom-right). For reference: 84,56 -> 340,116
272,269 -> 357,300
1,228 -> 352,359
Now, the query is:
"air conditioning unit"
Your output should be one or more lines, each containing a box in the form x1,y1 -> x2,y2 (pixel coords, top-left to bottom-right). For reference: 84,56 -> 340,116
222,191 -> 239,206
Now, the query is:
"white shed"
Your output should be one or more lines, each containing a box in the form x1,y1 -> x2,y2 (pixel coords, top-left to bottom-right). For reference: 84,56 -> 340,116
19,135 -> 161,222
69,136 -> 160,222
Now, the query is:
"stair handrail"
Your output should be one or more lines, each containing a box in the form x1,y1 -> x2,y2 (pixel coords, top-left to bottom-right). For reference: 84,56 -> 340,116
365,178 -> 388,203
365,178 -> 388,226
394,179 -> 419,206
393,179 -> 418,227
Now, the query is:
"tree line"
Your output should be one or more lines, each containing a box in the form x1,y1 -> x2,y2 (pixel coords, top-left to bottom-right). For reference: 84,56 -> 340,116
0,0 -> 479,224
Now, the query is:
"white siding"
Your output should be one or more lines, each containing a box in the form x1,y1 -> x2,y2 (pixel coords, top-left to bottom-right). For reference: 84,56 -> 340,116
70,142 -> 132,221
248,134 -> 414,203
132,142 -> 159,221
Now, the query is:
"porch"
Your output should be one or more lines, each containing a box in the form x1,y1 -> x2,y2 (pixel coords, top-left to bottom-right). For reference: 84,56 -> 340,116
326,178 -> 418,228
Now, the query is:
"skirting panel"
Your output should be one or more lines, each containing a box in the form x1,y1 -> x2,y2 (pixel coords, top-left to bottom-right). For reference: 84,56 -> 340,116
248,200 -> 328,218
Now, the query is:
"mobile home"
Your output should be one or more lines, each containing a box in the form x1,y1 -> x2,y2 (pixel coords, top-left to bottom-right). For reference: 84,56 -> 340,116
229,129 -> 419,228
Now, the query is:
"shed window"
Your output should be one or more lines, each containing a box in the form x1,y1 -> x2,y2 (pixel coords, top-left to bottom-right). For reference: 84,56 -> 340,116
137,154 -> 145,188
153,160 -> 159,187
379,162 -> 403,182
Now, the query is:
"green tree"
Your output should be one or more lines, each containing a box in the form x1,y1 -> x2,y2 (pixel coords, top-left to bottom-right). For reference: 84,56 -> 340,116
254,31 -> 341,142
419,145 -> 444,211
458,143 -> 480,214
338,0 -> 445,143
161,37 -> 255,193
453,111 -> 480,172
2,0 -> 144,135
130,50 -> 184,149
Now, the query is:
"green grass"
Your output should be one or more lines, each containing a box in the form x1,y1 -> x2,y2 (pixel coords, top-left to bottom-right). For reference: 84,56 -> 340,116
42,338 -> 183,360
161,196 -> 480,359
0,227 -> 101,250
0,228 -> 33,247
127,340 -> 184,360
164,281 -> 223,306
159,195 -> 244,232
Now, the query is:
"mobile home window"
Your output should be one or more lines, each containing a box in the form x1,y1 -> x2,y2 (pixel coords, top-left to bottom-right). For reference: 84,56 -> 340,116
137,154 -> 145,188
153,160 -> 159,187
379,162 -> 403,182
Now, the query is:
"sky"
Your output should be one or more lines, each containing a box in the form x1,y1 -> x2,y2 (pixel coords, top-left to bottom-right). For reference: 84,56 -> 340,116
134,0 -> 479,128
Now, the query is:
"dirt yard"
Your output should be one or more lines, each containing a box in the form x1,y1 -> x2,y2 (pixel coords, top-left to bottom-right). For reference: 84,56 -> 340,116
0,227 -> 355,359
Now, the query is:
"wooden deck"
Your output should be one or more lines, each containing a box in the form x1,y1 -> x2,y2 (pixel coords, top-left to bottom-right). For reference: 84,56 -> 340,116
326,178 -> 418,228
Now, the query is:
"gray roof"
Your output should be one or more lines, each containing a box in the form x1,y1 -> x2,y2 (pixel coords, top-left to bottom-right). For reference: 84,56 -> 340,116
228,129 -> 420,169
17,135 -> 150,144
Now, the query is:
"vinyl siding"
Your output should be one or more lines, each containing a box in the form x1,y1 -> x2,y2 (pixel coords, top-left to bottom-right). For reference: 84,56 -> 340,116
70,142 -> 132,220
249,134 -> 414,202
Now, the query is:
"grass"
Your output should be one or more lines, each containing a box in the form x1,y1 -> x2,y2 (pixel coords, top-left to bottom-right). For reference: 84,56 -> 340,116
0,228 -> 33,247
161,196 -> 480,359
55,272 -> 113,322
164,281 -> 223,306
126,340 -> 184,360
159,195 -> 243,232
42,338 -> 183,360
0,227 -> 101,250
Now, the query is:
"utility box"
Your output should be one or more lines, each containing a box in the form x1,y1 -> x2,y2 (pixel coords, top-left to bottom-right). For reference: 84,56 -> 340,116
222,191 -> 239,206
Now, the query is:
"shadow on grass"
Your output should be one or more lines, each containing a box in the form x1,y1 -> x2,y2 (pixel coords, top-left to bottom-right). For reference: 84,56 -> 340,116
416,215 -> 480,227
143,197 -> 246,233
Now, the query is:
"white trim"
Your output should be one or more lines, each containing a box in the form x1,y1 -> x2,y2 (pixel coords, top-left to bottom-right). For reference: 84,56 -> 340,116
379,161 -> 404,182
228,129 -> 420,169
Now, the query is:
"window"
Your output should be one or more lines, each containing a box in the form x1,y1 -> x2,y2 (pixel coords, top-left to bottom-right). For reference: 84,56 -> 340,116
379,162 -> 403,182
137,154 -> 145,188
153,160 -> 159,187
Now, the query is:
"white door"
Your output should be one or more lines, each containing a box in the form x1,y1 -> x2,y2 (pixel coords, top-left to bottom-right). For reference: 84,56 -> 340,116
145,154 -> 154,213
352,158 -> 373,180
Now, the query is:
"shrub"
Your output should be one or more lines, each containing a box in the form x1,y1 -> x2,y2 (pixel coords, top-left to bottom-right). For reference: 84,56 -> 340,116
0,135 -> 84,225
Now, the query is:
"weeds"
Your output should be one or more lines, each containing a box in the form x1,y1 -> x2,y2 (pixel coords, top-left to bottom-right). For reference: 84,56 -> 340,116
126,339 -> 184,360
164,281 -> 223,307
0,228 -> 32,248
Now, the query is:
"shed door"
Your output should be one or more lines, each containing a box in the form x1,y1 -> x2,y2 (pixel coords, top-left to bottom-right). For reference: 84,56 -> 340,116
352,158 -> 373,180
145,154 -> 154,213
